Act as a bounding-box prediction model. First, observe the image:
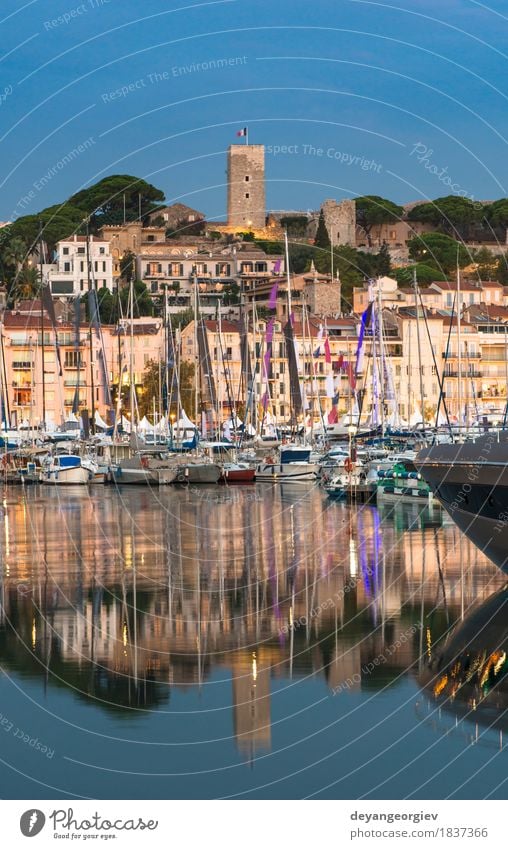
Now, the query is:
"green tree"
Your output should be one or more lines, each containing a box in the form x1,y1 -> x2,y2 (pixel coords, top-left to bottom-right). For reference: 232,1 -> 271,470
121,279 -> 154,318
407,195 -> 483,240
120,250 -> 136,282
473,246 -> 498,280
280,215 -> 308,239
16,265 -> 40,300
314,209 -> 331,249
137,358 -> 196,419
393,263 -> 447,287
373,243 -> 391,276
69,175 -> 165,225
2,237 -> 28,273
355,195 -> 403,247
407,232 -> 471,274
495,253 -> 508,285
483,198 -> 508,237
6,206 -> 87,255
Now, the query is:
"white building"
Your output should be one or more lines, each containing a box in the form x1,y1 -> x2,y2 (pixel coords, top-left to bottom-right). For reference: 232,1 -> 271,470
44,234 -> 114,298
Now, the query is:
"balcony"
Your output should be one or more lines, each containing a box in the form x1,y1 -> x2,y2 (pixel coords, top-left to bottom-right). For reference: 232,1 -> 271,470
444,370 -> 483,378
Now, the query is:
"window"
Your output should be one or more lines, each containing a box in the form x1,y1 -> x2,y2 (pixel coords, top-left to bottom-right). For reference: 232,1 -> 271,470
245,175 -> 250,181
195,263 -> 207,275
279,382 -> 285,395
64,262 -> 70,272
99,247 -> 105,255
65,351 -> 82,368
80,261 -> 84,272
245,193 -> 250,199
216,263 -> 230,276
77,247 -> 85,254
102,262 -> 106,272
169,262 -> 183,276
62,247 -> 69,255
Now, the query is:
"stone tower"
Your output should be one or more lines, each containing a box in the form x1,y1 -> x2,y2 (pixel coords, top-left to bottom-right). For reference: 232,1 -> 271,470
322,199 -> 356,246
227,144 -> 266,230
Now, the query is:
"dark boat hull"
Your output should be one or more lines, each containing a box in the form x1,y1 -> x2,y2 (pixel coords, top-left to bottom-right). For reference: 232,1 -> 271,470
418,432 -> 508,573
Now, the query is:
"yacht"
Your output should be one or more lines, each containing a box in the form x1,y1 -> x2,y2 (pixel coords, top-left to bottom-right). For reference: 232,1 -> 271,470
417,430 -> 508,573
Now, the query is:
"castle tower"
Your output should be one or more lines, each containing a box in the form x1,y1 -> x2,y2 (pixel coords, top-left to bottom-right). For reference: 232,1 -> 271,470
322,198 -> 356,246
227,144 -> 266,230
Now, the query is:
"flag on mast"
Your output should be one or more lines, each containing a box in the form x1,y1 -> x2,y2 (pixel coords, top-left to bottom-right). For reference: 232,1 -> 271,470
236,127 -> 248,137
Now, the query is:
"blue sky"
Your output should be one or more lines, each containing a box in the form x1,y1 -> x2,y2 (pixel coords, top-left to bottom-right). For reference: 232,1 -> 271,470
1,0 -> 507,221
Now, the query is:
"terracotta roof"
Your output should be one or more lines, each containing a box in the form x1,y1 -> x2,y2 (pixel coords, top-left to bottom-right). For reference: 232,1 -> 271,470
430,280 -> 481,292
203,320 -> 241,333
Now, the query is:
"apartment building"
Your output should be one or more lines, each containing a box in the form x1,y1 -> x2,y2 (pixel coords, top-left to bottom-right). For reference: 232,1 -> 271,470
44,234 -> 114,298
1,305 -> 164,427
136,242 -> 284,315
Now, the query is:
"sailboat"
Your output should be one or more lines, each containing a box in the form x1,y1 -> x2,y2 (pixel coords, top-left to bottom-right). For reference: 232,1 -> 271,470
255,232 -> 318,482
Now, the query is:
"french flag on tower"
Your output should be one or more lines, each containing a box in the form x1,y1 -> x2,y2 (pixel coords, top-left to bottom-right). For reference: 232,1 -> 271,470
236,127 -> 247,137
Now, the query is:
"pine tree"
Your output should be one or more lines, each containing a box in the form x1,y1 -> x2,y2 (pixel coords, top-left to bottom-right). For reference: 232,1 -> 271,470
314,209 -> 331,249
375,243 -> 391,276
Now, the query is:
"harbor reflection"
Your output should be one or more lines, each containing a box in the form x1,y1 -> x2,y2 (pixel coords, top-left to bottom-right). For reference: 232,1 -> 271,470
0,485 -> 505,757
418,586 -> 508,741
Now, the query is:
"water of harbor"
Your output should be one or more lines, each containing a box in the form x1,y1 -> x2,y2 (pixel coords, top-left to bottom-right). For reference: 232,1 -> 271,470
0,482 -> 507,800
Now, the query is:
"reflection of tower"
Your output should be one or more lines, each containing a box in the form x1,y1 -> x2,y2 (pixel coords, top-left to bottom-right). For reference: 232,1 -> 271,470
227,144 -> 266,229
232,652 -> 271,758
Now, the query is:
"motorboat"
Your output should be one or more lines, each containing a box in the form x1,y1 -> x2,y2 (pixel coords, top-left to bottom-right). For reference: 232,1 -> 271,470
255,446 -> 318,482
418,430 -> 508,573
40,454 -> 90,485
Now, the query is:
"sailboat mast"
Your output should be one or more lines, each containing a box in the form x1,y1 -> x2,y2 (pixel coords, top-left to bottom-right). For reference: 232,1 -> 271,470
129,274 -> 135,426
193,274 -> 199,426
39,220 -> 46,428
284,230 -> 292,318
86,221 -> 96,433
457,258 -> 462,433
414,268 -> 425,428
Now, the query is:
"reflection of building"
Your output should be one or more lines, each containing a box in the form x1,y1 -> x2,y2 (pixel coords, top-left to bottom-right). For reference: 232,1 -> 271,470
232,654 -> 271,755
0,486 -> 505,742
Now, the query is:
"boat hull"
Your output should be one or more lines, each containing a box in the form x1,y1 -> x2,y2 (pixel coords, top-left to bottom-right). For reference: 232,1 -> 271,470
40,467 -> 90,485
255,463 -> 318,482
174,464 -> 221,484
221,468 -> 256,483
418,432 -> 508,573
